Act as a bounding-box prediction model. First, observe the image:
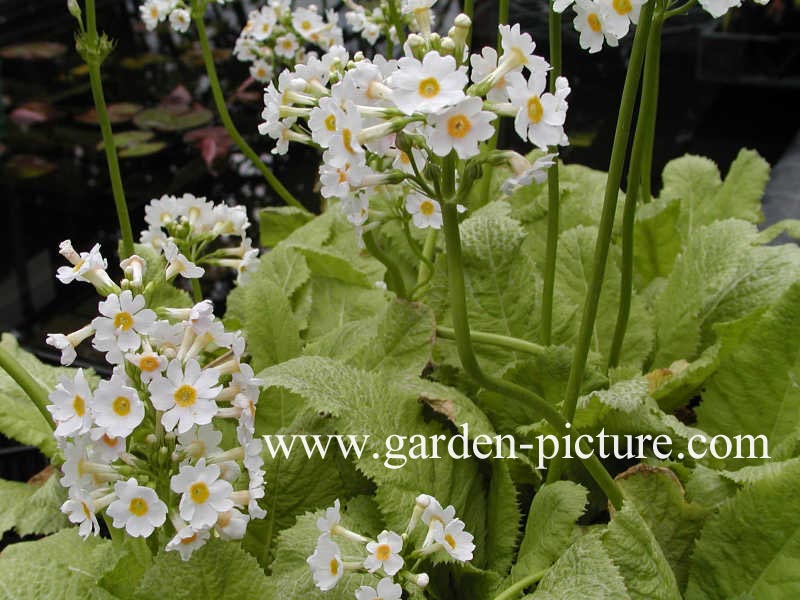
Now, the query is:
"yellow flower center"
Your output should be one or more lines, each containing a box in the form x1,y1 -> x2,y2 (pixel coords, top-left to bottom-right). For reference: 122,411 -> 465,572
217,511 -> 232,528
72,259 -> 85,272
444,533 -> 457,549
375,543 -> 391,561
129,497 -> 148,517
181,533 -> 198,545
174,384 -> 197,407
282,40 -> 293,49
587,13 -> 602,32
73,395 -> 86,417
447,114 -> 472,139
256,68 -> 266,78
189,481 -> 210,504
329,558 -> 339,575
112,396 -> 131,417
418,77 -> 440,99
139,356 -> 160,372
612,0 -> 632,14
149,7 -> 158,18
101,434 -> 117,447
324,114 -> 337,131
81,501 -> 92,520
342,129 -> 356,154
114,312 -> 134,331
527,96 -> 544,124
419,200 -> 436,216
398,151 -> 410,165
301,20 -> 312,30
261,23 -> 270,33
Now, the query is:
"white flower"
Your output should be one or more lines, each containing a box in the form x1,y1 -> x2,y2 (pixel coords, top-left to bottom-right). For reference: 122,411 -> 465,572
364,530 -> 404,576
425,97 -> 496,159
125,350 -> 168,382
501,153 -> 557,193
389,52 -> 467,115
91,290 -> 156,363
405,194 -> 443,229
93,368 -> 145,439
120,254 -> 147,288
149,359 -> 221,434
144,194 -> 180,228
506,71 -> 569,150
47,368 -> 94,438
171,459 -> 234,529
250,8 -> 277,41
61,487 -> 101,539
292,6 -> 324,37
698,0 -> 741,17
169,8 -> 191,33
431,518 -> 474,562
140,0 -> 169,30
307,535 -> 344,591
554,0 -> 576,12
250,59 -> 273,83
215,507 -> 250,540
498,24 -> 549,75
470,47 -> 509,103
401,0 -> 436,13
164,241 -> 204,279
316,499 -> 341,535
46,324 -> 94,366
56,242 -> 108,286
599,0 -> 646,39
106,478 -> 167,537
355,577 -> 403,600
421,496 -> 456,528
309,97 -> 345,148
574,0 -> 619,53
166,525 -> 210,561
177,424 -> 224,460
88,428 -> 127,463
275,33 -> 300,59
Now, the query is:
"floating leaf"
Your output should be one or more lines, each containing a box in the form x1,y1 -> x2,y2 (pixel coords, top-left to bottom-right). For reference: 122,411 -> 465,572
75,103 -> 143,125
96,130 -> 154,151
10,101 -> 60,126
134,104 -> 213,132
0,41 -> 66,60
5,154 -> 57,179
120,53 -> 166,70
118,141 -> 166,158
183,126 -> 232,173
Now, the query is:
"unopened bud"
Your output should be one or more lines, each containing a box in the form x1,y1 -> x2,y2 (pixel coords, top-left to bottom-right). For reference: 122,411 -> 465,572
414,573 -> 430,588
67,0 -> 81,20
145,434 -> 157,445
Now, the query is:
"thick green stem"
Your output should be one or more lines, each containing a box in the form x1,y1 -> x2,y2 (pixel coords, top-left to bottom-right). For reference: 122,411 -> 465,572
608,4 -> 664,369
546,1 -> 656,485
463,0 -> 474,46
493,569 -> 549,600
363,229 -> 408,298
190,277 -> 203,302
0,345 -> 52,430
416,229 -> 438,287
84,0 -> 135,259
442,202 -> 623,508
665,0 -> 696,18
436,326 -> 545,356
638,13 -> 663,204
193,15 -> 306,212
540,3 -> 563,344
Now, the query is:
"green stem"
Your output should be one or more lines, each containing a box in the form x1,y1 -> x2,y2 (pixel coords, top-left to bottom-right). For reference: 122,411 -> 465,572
665,0 -> 696,18
463,0 -> 474,47
540,3 -> 563,344
0,345 -> 52,430
190,278 -> 203,302
492,569 -> 549,600
608,3 -> 664,369
442,202 -> 623,509
84,0 -> 134,259
436,326 -> 545,356
363,229 -> 408,298
416,229 -> 438,287
546,1 -> 656,485
193,14 -> 306,212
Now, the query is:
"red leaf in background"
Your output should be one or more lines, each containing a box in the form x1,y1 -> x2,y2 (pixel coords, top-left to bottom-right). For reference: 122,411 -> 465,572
10,101 -> 61,126
183,127 -> 233,174
163,84 -> 193,108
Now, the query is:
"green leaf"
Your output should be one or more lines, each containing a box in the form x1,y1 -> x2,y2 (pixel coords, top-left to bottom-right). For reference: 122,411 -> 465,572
529,532 -> 631,599
648,343 -> 721,412
686,460 -> 800,599
652,219 -> 800,366
133,105 -> 213,132
259,206 -> 314,247
133,540 -> 270,600
0,529 -> 117,599
0,477 -> 35,536
304,276 -> 387,341
13,470 -> 70,536
616,465 -> 709,590
633,197 -> 682,287
756,219 -> 800,244
696,280 -> 800,468
603,501 -> 682,600
510,481 -> 588,583
98,537 -> 153,599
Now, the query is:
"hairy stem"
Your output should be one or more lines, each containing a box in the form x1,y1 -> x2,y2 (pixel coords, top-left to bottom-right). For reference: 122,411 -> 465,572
493,569 -> 549,600
436,326 -> 545,356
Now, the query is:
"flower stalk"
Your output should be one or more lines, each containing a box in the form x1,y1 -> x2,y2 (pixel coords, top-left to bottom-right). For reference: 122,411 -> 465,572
493,568 -> 549,600
0,344 -> 52,430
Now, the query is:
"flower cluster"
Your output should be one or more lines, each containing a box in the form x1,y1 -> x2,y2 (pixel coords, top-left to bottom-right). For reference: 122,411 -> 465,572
139,193 -> 259,285
258,16 -> 563,237
234,1 -> 344,84
139,0 -> 225,33
46,236 -> 266,560
555,0 -> 645,53
307,495 -> 474,596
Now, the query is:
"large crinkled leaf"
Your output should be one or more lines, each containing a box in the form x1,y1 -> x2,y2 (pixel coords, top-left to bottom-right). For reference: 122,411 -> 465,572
12,468 -> 69,536
652,219 -> 800,366
528,532 -> 631,599
510,481 -> 587,584
98,537 -> 153,600
686,460 -> 800,599
647,343 -> 721,411
696,280 -> 800,468
260,246 -> 312,300
0,477 -> 35,536
259,206 -> 314,247
133,541 -> 269,599
305,276 -> 388,340
0,529 -> 117,599
633,197 -> 682,287
615,465 -> 709,590
603,502 -> 682,600
266,496 -> 384,599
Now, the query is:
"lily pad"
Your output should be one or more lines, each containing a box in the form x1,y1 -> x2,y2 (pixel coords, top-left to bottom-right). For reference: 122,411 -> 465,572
0,42 -> 67,60
76,103 -> 143,125
5,155 -> 57,179
134,104 -> 213,132
119,141 -> 167,158
96,130 -> 154,151
10,102 -> 61,126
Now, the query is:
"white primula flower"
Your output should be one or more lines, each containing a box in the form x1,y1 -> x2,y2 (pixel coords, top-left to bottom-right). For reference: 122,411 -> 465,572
470,47 -> 510,102
149,358 -> 221,434
421,496 -> 456,528
140,0 -> 169,30
215,507 -> 250,540
47,368 -> 94,438
164,241 -> 204,279
106,478 -> 167,537
56,242 -> 110,287
171,459 -> 234,529
355,577 -> 403,600
698,0 -> 741,17
554,0 -> 575,12
506,71 -> 569,150
501,152 -> 557,193
275,33 -> 300,59
405,194 -> 443,229
364,530 -> 404,576
61,487 -> 101,539
249,59 -> 273,83
169,8 -> 191,33
498,24 -> 549,75
46,323 -> 94,366
599,0 -> 646,39
91,290 -> 157,363
307,535 -> 344,591
308,97 -> 346,148
144,194 -> 180,229
250,8 -> 277,41
426,97 -> 496,159
316,498 -> 342,535
166,525 -> 211,561
389,52 -> 468,115
125,350 -> 168,383
93,368 -> 145,439
431,518 -> 474,562
88,428 -> 127,463
177,424 -> 224,460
